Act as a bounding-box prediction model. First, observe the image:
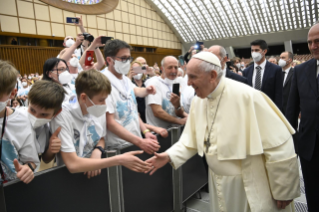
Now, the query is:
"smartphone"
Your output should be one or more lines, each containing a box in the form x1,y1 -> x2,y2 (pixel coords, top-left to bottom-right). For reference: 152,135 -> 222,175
195,41 -> 204,50
132,66 -> 146,74
178,55 -> 184,66
66,17 -> 79,24
173,83 -> 180,96
101,36 -> 114,44
226,61 -> 232,69
85,51 -> 94,66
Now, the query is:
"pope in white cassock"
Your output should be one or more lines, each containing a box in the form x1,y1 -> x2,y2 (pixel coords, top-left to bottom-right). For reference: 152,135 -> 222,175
147,52 -> 300,212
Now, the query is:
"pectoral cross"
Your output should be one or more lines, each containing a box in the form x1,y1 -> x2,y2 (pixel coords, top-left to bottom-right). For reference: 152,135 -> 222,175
204,137 -> 211,153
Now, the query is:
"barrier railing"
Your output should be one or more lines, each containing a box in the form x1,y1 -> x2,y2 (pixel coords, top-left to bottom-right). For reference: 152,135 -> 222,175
1,127 -> 207,212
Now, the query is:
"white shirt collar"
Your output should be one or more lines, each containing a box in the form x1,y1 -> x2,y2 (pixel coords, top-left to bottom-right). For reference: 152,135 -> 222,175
283,66 -> 291,74
254,58 -> 266,70
222,66 -> 227,77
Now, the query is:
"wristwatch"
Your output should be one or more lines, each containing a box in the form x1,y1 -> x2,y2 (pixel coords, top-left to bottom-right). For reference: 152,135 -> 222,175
94,146 -> 106,158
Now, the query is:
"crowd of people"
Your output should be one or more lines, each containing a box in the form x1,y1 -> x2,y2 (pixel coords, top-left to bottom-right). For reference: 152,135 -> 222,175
1,16 -> 319,212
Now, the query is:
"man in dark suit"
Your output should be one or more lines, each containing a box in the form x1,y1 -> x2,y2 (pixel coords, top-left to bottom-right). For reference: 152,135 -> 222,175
286,22 -> 319,212
243,40 -> 283,110
278,51 -> 294,114
208,45 -> 248,84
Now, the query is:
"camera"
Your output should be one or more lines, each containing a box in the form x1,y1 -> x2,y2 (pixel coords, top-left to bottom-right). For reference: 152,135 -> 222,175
82,32 -> 94,42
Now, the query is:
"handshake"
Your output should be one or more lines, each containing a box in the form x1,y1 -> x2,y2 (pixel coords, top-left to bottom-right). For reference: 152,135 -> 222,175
119,150 -> 170,176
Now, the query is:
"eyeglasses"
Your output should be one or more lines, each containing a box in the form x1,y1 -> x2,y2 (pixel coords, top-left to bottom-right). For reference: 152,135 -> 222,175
113,56 -> 134,63
51,68 -> 69,73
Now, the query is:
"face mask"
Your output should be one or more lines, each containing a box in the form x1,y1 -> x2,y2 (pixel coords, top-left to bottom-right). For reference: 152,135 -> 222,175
0,99 -> 9,112
85,97 -> 107,118
252,52 -> 263,63
65,39 -> 75,48
113,59 -> 130,75
22,82 -> 28,87
278,59 -> 287,67
28,113 -> 51,130
58,71 -> 72,84
28,76 -> 32,80
236,63 -> 241,69
133,73 -> 143,80
70,57 -> 79,68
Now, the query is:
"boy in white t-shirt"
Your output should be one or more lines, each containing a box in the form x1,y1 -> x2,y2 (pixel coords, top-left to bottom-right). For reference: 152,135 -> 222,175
145,56 -> 188,129
22,80 -> 65,165
102,39 -> 160,154
0,61 -> 39,184
50,70 -> 150,177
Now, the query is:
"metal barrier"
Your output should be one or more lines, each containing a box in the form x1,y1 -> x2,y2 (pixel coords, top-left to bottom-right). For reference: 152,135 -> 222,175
0,127 -> 207,212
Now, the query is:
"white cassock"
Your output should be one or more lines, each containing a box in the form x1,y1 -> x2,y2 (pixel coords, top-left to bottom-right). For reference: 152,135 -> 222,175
166,77 -> 300,212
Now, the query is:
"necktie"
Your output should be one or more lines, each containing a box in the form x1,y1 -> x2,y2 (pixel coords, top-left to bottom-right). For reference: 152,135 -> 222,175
282,71 -> 286,86
255,66 -> 262,90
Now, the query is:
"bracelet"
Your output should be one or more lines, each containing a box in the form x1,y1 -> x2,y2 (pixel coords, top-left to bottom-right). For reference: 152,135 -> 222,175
143,129 -> 150,135
27,163 -> 35,172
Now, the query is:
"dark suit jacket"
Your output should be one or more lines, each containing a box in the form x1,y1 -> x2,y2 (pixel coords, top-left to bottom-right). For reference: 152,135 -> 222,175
226,68 -> 248,84
286,58 -> 319,161
282,67 -> 294,114
243,61 -> 283,110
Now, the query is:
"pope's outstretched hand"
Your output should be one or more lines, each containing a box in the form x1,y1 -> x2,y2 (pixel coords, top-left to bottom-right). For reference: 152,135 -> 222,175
145,152 -> 171,175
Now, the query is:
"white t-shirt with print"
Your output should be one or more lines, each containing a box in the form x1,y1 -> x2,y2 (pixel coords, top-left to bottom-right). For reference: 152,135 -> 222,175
50,96 -> 106,166
145,76 -> 186,129
102,69 -> 140,150
63,83 -> 76,103
0,108 -> 40,181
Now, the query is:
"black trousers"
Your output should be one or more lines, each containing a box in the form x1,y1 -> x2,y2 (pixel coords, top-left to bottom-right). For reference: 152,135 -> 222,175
299,140 -> 319,212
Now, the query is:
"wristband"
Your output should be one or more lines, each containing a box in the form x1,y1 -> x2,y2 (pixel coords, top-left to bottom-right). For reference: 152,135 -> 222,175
143,129 -> 150,135
27,163 -> 35,172
94,146 -> 106,155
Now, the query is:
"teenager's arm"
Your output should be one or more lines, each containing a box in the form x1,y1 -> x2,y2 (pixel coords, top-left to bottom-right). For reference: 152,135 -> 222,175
106,113 -> 160,154
61,150 -> 150,173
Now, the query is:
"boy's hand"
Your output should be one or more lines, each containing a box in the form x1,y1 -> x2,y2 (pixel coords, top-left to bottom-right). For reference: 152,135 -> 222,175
49,127 -> 62,154
84,149 -> 102,179
14,159 -> 34,184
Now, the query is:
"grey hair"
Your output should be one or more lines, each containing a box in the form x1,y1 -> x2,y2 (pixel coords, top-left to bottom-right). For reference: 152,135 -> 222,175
269,56 -> 277,61
219,46 -> 227,58
198,60 -> 223,79
161,55 -> 177,67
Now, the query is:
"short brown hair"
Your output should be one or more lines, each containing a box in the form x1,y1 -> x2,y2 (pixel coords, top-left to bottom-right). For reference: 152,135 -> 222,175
0,60 -> 18,97
75,69 -> 112,98
231,57 -> 241,63
28,80 -> 65,114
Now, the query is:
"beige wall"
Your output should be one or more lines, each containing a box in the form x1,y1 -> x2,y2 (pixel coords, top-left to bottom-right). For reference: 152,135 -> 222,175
0,0 -> 182,49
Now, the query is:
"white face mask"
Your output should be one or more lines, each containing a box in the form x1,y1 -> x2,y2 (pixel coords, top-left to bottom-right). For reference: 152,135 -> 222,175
251,52 -> 263,63
22,82 -> 28,87
58,71 -> 72,84
28,76 -> 32,80
0,99 -> 9,112
70,57 -> 80,68
236,63 -> 241,69
86,97 -> 107,118
65,39 -> 75,48
133,73 -> 143,80
278,59 -> 287,67
28,113 -> 51,130
113,59 -> 131,75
